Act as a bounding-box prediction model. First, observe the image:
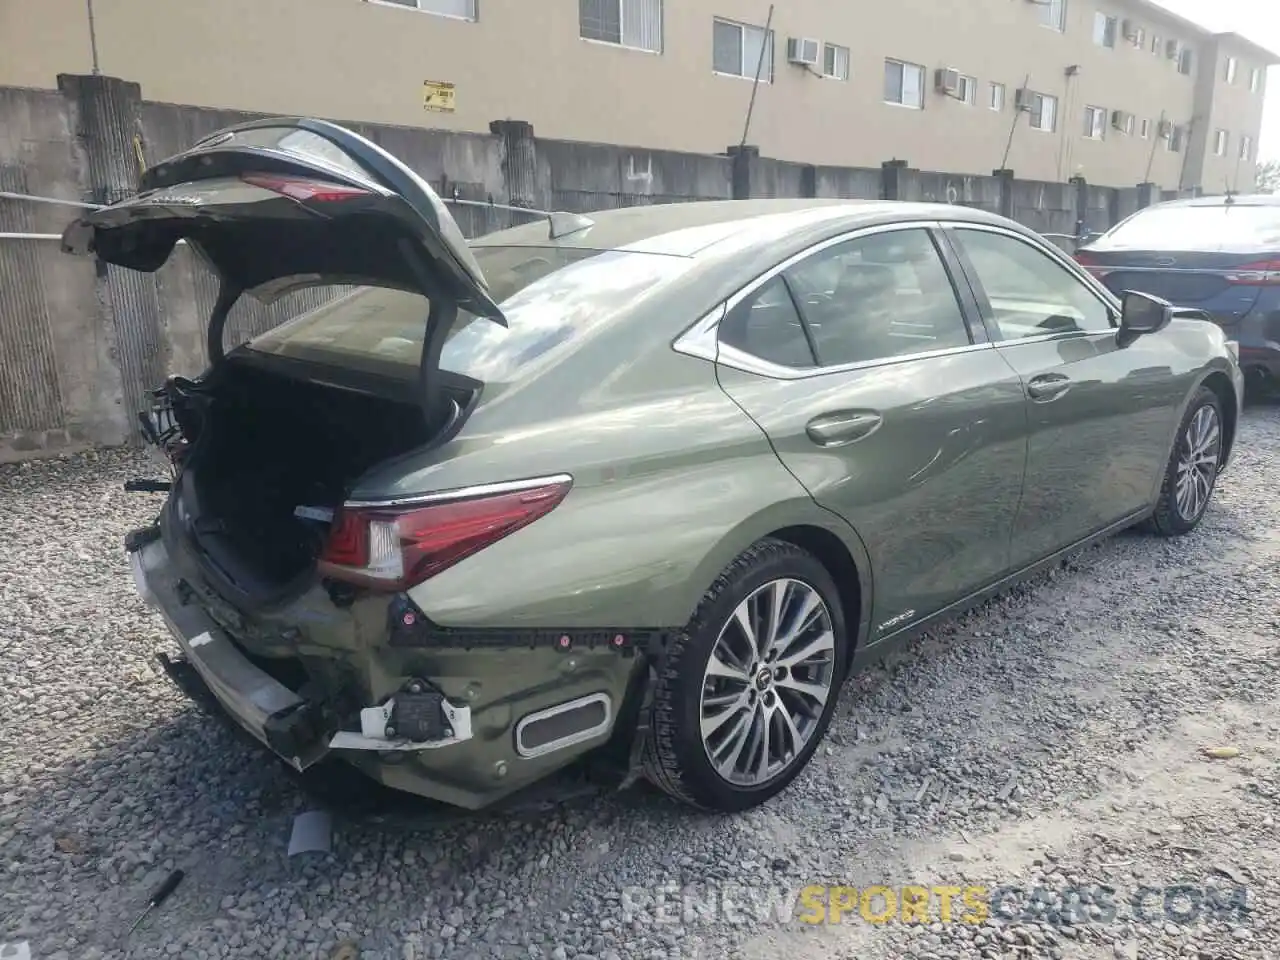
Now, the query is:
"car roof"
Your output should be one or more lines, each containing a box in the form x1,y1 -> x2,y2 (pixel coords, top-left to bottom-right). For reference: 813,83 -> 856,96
1147,193 -> 1280,210
468,198 -> 1015,259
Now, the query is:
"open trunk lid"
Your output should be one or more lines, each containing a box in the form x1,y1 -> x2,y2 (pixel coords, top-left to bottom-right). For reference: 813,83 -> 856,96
61,117 -> 505,362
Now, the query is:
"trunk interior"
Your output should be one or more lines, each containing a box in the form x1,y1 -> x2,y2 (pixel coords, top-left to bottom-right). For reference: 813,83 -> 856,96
169,355 -> 455,603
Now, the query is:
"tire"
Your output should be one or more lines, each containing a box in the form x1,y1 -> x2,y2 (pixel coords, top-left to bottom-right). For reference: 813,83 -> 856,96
1147,385 -> 1224,537
642,538 -> 850,812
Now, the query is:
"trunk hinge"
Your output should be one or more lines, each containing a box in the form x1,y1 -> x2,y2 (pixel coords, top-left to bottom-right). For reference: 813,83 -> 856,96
398,237 -> 458,428
206,280 -> 243,364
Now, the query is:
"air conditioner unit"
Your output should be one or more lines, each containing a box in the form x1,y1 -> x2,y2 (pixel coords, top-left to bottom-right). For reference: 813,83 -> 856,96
786,37 -> 820,66
935,68 -> 962,96
1014,86 -> 1033,111
1165,39 -> 1180,60
1110,110 -> 1128,130
1121,19 -> 1136,39
1158,119 -> 1173,138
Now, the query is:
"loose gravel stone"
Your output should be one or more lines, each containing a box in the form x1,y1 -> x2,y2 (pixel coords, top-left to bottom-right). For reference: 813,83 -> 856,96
1,402 -> 1278,960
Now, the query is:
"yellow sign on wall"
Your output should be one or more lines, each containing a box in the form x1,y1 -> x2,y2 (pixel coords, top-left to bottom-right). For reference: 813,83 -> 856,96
423,80 -> 456,112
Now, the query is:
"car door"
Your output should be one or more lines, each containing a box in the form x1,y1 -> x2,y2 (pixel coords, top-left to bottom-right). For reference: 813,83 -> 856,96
710,222 -> 1029,642
940,223 -> 1185,568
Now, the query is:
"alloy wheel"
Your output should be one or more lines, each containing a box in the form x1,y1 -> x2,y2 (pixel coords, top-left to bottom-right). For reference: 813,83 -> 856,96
1174,403 -> 1221,522
699,577 -> 837,787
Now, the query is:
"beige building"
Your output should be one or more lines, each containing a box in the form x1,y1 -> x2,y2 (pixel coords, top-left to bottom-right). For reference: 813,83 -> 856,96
0,0 -> 1274,190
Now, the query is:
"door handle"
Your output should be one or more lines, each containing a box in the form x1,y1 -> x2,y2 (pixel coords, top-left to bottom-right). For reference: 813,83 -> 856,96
1026,374 -> 1072,401
805,411 -> 883,446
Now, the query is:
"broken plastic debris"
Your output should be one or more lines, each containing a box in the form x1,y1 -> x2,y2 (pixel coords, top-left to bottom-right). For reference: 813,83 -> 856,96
287,810 -> 332,857
1200,746 -> 1241,760
0,942 -> 32,960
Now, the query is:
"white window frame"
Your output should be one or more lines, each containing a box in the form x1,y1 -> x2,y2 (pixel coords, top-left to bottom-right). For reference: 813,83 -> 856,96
957,74 -> 978,105
1214,129 -> 1228,156
822,42 -> 850,81
1037,0 -> 1067,32
1130,25 -> 1146,48
990,82 -> 1006,111
1240,134 -> 1253,161
712,17 -> 774,82
1224,56 -> 1238,83
1150,33 -> 1162,56
1250,67 -> 1263,93
1093,13 -> 1118,48
1084,106 -> 1107,140
578,0 -> 663,54
883,59 -> 926,109
1166,124 -> 1184,152
1028,92 -> 1058,132
1178,46 -> 1194,76
368,0 -> 478,21
1140,117 -> 1151,139
1123,113 -> 1135,136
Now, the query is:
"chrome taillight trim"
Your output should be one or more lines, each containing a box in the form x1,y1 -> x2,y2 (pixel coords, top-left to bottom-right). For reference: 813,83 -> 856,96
344,473 -> 574,510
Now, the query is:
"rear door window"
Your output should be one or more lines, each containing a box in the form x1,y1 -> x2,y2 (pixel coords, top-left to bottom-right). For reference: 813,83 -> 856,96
784,228 -> 973,366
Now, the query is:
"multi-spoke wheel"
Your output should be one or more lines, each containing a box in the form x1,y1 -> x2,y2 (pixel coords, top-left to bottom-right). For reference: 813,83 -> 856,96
642,539 -> 850,811
1148,386 -> 1224,537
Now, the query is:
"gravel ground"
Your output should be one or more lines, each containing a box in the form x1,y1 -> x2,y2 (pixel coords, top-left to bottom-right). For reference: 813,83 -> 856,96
1,403 -> 1277,960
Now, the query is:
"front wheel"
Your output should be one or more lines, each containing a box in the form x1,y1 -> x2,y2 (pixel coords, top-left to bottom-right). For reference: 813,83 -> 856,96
1147,385 -> 1224,537
642,539 -> 850,812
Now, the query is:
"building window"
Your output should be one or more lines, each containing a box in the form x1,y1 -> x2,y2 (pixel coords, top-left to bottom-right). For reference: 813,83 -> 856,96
823,43 -> 850,80
1128,25 -> 1146,48
957,74 -> 978,105
1150,33 -> 1162,55
1224,56 -> 1238,83
1036,0 -> 1067,32
1240,134 -> 1253,161
884,59 -> 926,108
579,0 -> 662,53
1093,13 -> 1118,48
1178,46 -> 1194,75
1123,113 -> 1135,136
712,17 -> 774,81
1084,106 -> 1107,139
1250,67 -> 1263,92
990,82 -> 1006,111
1166,124 -> 1184,152
1140,117 -> 1151,138
374,0 -> 477,18
1026,91 -> 1058,132
1214,129 -> 1229,156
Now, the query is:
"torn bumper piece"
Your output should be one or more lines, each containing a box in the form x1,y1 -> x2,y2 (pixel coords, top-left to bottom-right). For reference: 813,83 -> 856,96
130,535 -> 473,771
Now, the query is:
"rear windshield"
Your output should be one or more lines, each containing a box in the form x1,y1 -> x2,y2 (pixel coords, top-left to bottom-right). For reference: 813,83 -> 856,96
1099,204 -> 1280,250
245,244 -> 690,383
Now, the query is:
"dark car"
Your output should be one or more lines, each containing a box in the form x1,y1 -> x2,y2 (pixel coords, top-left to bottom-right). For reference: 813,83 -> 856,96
1074,194 -> 1280,395
64,118 -> 1244,815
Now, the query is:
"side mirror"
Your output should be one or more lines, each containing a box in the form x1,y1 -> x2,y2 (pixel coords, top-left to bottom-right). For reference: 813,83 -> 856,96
1118,290 -> 1173,344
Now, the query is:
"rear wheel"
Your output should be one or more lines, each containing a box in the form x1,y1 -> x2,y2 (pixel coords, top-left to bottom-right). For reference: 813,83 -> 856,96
642,539 -> 849,811
1147,386 -> 1223,537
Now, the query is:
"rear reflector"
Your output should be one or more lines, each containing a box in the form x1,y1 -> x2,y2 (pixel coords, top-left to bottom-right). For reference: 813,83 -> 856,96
240,172 -> 371,203
1223,259 -> 1280,286
317,477 -> 573,592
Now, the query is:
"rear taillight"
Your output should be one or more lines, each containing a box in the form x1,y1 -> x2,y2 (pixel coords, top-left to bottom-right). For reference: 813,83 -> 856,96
317,477 -> 573,592
240,172 -> 371,203
1223,259 -> 1280,286
1072,250 -> 1110,277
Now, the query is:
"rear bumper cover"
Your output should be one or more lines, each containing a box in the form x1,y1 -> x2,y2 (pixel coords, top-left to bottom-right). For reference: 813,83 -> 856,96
130,536 -> 476,771
131,538 -> 334,770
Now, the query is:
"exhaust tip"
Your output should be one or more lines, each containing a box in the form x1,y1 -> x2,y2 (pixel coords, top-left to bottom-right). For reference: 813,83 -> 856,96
515,694 -> 612,759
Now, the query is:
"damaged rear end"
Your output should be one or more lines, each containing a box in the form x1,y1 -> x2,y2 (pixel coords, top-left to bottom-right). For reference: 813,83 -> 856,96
67,118 -> 636,809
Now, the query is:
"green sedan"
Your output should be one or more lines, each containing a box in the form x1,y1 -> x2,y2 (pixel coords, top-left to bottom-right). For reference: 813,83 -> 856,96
65,118 -> 1243,813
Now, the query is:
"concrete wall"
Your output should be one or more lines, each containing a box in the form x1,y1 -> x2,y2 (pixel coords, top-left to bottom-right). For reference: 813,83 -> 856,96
1,0 -> 1273,189
0,76 -> 1178,462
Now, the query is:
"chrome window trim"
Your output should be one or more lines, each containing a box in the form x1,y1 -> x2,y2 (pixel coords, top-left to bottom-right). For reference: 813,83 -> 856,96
345,473 -> 574,509
672,219 -> 992,378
